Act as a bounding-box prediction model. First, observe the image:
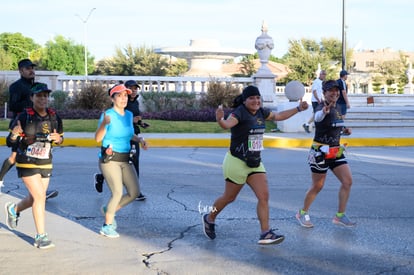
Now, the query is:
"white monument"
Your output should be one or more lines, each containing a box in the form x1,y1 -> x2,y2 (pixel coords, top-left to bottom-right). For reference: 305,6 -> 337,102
405,62 -> 414,94
252,22 -> 278,109
155,39 -> 253,76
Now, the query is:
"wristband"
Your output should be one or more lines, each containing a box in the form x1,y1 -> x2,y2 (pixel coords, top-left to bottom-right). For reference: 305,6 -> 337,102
296,106 -> 301,112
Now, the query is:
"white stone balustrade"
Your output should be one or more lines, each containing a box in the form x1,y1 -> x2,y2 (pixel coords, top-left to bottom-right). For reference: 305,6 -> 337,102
2,70 -> 414,106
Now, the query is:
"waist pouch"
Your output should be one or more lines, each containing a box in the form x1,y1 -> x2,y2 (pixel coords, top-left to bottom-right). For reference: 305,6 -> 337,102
325,147 -> 340,159
100,147 -> 130,163
245,156 -> 261,168
231,152 -> 262,168
312,144 -> 345,160
244,152 -> 261,168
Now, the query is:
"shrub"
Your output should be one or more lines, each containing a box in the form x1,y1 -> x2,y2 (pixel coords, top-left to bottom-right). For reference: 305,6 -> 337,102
0,80 -> 9,107
141,91 -> 199,112
142,107 -> 232,122
67,83 -> 111,110
200,81 -> 242,108
57,108 -> 102,119
50,90 -> 68,110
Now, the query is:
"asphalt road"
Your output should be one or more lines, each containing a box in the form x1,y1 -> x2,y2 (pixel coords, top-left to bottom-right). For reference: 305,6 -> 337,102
1,146 -> 413,274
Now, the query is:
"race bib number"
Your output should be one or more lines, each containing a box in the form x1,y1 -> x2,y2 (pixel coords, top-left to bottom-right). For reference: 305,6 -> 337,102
248,134 -> 264,151
26,142 -> 51,159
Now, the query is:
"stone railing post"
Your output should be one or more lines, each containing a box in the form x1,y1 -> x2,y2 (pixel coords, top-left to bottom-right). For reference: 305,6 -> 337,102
253,21 -> 277,109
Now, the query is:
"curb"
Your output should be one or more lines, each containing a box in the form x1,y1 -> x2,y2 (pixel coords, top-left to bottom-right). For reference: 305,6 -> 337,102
1,137 -> 413,148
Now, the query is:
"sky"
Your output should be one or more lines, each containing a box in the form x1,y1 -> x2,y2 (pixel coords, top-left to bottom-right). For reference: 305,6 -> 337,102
1,0 -> 413,60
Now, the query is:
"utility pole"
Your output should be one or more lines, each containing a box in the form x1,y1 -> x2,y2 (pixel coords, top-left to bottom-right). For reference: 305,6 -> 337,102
341,0 -> 346,71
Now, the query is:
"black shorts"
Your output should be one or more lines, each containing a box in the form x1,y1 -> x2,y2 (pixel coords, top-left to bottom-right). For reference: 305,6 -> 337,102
337,103 -> 347,115
310,159 -> 347,174
311,102 -> 319,112
17,168 -> 52,178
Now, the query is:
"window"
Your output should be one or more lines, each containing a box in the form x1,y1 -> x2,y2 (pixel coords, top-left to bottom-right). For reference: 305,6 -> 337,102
365,61 -> 374,67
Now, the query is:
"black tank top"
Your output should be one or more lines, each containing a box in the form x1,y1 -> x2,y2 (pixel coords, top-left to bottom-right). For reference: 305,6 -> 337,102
229,105 -> 270,161
313,103 -> 344,146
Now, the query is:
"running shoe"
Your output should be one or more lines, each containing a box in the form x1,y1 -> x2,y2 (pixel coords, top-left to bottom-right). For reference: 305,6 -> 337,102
46,190 -> 59,200
302,123 -> 310,133
135,193 -> 146,201
101,206 -> 117,230
94,173 -> 104,193
202,214 -> 216,240
5,202 -> 19,230
34,233 -> 55,249
100,224 -> 119,238
332,214 -> 356,227
295,210 -> 314,228
258,229 -> 285,245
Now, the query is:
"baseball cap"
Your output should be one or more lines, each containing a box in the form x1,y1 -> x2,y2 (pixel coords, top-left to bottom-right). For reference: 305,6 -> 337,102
18,59 -> 37,69
322,80 -> 340,91
31,82 -> 52,94
339,70 -> 349,77
109,84 -> 132,97
124,80 -> 141,89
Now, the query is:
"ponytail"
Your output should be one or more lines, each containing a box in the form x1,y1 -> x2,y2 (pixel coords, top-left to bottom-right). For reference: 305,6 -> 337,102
232,94 -> 243,108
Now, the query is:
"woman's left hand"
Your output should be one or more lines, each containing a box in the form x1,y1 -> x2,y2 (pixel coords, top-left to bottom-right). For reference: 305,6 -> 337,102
140,138 -> 149,150
49,129 -> 62,144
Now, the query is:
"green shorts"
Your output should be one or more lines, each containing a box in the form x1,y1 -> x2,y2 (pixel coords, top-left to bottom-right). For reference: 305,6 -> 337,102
222,152 -> 266,184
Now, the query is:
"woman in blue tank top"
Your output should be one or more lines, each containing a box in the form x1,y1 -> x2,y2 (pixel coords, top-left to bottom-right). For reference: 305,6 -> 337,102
95,84 -> 148,238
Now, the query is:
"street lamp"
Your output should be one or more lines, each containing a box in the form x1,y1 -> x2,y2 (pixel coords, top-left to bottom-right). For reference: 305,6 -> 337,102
341,0 -> 346,71
76,8 -> 96,80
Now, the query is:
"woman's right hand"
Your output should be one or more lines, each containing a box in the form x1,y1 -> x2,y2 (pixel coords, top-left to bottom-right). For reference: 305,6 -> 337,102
215,105 -> 224,121
11,120 -> 23,138
103,112 -> 111,125
323,101 -> 335,114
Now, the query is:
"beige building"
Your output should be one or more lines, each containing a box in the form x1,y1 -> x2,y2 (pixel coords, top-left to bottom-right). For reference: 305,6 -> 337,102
350,48 -> 414,94
352,48 -> 414,72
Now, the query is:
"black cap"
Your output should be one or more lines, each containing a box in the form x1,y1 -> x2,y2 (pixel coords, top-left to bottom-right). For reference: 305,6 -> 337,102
242,85 -> 261,100
31,82 -> 51,94
340,70 -> 349,77
124,80 -> 141,89
18,59 -> 36,69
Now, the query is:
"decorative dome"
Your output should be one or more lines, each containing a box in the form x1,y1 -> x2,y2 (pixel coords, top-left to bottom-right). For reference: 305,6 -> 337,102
285,80 -> 305,101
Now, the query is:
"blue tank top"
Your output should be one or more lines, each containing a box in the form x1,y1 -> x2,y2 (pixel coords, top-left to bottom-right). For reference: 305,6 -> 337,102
98,108 -> 134,153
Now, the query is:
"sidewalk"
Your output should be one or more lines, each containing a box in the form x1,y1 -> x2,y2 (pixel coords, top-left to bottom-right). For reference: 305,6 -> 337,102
0,192 -> 148,274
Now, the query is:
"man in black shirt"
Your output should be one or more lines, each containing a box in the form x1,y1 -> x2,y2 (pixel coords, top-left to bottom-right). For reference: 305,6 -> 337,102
336,70 -> 350,118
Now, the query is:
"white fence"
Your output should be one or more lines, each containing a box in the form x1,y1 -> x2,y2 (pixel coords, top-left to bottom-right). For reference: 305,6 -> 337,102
1,70 -> 414,107
0,70 -> 309,95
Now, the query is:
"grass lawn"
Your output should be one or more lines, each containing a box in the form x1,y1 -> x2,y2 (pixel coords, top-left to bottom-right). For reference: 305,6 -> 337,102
0,119 -> 277,133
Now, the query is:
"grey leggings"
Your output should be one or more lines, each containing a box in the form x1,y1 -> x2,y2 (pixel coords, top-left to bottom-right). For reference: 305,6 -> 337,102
99,160 -> 140,218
